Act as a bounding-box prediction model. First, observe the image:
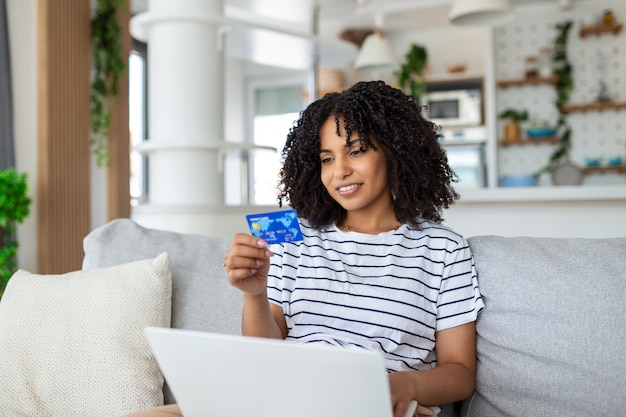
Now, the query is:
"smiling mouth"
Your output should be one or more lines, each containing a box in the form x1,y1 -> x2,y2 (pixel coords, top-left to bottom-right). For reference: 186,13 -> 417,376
337,184 -> 360,194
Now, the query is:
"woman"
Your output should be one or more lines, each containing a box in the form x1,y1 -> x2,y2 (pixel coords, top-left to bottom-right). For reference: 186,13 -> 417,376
130,81 -> 483,417
226,81 -> 483,417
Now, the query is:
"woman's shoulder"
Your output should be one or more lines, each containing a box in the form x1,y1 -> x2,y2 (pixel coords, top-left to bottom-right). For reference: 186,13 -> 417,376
406,219 -> 468,246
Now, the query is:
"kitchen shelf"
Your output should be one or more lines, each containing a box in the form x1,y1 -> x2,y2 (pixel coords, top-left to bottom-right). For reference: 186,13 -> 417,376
561,101 -> 626,114
582,165 -> 626,175
499,137 -> 560,147
425,72 -> 484,84
497,75 -> 557,88
579,22 -> 623,38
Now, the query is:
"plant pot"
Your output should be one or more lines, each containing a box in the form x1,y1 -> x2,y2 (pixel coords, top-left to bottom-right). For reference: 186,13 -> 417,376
503,122 -> 521,142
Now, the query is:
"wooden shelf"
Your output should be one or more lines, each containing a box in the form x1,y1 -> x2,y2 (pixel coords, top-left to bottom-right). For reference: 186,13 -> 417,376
582,165 -> 626,175
579,22 -> 623,38
425,72 -> 484,84
561,101 -> 626,114
500,137 -> 560,147
497,75 -> 557,88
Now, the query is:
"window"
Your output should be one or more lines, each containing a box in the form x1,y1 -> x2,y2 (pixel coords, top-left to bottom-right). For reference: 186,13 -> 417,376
247,77 -> 307,206
128,40 -> 148,206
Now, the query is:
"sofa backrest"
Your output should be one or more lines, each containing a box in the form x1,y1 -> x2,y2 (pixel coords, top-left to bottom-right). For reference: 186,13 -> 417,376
83,220 -> 626,416
463,235 -> 626,417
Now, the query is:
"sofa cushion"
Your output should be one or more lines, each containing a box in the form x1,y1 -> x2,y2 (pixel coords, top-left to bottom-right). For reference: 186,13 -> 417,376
463,236 -> 626,417
82,218 -> 243,404
0,253 -> 172,417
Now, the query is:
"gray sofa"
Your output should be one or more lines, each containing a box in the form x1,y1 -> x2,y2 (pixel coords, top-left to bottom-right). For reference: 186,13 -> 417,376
82,218 -> 626,417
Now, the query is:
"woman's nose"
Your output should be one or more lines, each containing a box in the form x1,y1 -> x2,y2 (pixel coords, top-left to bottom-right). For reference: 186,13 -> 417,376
333,156 -> 352,179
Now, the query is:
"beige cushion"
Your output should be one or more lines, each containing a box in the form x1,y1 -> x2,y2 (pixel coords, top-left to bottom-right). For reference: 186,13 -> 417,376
0,252 -> 172,417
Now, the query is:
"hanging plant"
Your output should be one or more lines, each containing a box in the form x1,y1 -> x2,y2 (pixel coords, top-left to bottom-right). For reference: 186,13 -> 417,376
395,43 -> 428,101
537,20 -> 574,175
91,0 -> 126,167
0,168 -> 32,297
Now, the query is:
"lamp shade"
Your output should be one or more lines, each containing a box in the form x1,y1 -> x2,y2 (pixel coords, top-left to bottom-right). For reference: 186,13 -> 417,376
449,0 -> 513,26
353,30 -> 396,70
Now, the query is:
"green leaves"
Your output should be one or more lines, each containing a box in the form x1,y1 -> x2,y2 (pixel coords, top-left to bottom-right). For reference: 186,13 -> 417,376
537,19 -> 574,176
91,0 -> 126,167
553,20 -> 574,110
0,168 -> 32,296
499,109 -> 529,122
0,242 -> 18,297
395,44 -> 429,100
0,168 -> 31,231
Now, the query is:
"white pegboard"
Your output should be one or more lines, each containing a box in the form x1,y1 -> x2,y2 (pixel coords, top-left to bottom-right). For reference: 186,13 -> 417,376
494,0 -> 626,185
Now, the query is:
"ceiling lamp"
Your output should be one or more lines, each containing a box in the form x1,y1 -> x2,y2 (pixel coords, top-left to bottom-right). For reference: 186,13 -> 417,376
353,27 -> 396,69
448,0 -> 514,26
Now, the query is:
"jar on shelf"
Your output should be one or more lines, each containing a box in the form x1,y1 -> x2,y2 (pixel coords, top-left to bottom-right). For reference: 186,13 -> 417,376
538,47 -> 553,78
524,56 -> 538,78
603,9 -> 615,25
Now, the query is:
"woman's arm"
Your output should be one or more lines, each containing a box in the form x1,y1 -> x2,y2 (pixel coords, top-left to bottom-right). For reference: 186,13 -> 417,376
242,294 -> 287,339
388,322 -> 477,417
225,233 -> 287,339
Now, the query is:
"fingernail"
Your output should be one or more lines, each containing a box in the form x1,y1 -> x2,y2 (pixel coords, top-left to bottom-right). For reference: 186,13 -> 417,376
265,250 -> 274,258
250,268 -> 258,274
257,239 -> 268,248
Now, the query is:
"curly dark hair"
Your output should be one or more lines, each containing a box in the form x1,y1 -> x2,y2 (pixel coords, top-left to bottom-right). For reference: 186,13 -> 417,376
277,80 -> 458,229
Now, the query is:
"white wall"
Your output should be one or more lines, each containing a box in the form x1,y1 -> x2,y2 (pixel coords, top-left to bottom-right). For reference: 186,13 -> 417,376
8,1 -> 626,274
390,25 -> 487,77
7,0 -> 37,273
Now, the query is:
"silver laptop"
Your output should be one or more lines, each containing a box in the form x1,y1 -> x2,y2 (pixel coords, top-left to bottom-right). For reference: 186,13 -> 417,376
144,327 -> 417,417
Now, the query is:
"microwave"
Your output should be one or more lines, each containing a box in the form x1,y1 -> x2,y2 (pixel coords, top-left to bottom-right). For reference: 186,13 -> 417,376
422,89 -> 482,127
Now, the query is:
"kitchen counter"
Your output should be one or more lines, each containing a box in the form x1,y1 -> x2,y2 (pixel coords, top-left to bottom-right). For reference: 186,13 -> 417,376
457,185 -> 626,203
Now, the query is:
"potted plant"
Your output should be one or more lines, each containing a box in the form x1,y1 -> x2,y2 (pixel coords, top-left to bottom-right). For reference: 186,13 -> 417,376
499,108 -> 529,142
0,168 -> 33,297
395,43 -> 428,101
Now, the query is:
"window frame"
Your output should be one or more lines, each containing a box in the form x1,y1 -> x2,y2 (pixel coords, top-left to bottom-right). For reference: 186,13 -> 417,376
129,38 -> 149,205
244,73 -> 308,206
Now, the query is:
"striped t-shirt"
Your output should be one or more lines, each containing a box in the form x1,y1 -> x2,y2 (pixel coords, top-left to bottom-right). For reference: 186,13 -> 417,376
267,219 -> 484,373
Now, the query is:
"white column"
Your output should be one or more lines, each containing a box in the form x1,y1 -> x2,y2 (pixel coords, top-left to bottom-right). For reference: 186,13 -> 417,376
130,0 -> 226,233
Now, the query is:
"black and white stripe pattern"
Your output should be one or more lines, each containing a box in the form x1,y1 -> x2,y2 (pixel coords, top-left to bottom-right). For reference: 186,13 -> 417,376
267,219 -> 484,373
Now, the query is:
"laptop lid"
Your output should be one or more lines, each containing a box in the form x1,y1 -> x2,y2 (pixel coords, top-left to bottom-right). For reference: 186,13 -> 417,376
144,327 -> 397,417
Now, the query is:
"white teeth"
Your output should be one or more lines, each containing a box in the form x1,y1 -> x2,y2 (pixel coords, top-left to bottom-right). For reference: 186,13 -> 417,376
339,184 -> 358,192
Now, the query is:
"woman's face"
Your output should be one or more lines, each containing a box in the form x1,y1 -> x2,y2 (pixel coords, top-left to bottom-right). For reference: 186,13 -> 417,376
318,117 -> 392,216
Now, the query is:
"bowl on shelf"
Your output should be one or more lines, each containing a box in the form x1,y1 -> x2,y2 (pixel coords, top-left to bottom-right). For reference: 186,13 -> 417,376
499,174 -> 538,187
607,156 -> 623,166
526,127 -> 557,138
585,157 -> 602,167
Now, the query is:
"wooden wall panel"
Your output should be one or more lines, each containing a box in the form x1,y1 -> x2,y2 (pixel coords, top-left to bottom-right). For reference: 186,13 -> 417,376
108,2 -> 131,220
37,0 -> 91,274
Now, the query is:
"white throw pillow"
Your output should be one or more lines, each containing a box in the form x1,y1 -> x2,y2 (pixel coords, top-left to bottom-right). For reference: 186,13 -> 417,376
0,252 -> 172,417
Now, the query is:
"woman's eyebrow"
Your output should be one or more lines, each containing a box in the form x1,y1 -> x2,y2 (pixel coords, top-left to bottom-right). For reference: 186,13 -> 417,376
319,139 -> 361,154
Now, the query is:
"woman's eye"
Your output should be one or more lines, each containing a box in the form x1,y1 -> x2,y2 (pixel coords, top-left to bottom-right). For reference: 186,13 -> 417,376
350,147 -> 366,157
320,157 -> 333,165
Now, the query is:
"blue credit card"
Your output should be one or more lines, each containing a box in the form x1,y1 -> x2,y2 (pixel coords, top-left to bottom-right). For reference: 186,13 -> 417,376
245,209 -> 303,244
